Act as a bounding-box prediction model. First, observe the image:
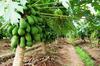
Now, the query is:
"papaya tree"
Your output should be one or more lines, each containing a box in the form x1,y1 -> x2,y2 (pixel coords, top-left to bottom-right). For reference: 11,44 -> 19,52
0,0 -> 28,66
0,0 -> 100,66
64,0 -> 100,43
0,0 -> 68,66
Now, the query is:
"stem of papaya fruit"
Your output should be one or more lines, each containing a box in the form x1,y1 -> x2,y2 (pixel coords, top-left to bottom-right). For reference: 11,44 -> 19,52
12,45 -> 25,66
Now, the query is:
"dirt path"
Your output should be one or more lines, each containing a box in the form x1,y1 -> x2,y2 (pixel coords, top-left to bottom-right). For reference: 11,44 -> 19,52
58,44 -> 84,66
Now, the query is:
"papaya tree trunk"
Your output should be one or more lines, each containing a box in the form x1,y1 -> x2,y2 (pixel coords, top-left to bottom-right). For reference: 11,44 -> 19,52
13,45 -> 25,66
42,43 -> 47,54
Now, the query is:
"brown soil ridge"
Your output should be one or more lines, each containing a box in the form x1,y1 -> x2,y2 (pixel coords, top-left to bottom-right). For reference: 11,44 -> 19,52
58,44 -> 84,66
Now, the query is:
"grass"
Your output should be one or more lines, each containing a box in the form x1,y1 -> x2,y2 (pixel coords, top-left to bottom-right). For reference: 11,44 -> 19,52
75,46 -> 95,66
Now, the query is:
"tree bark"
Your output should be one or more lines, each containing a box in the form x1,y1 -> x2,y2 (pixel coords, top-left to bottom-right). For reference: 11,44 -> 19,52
42,43 -> 47,55
12,45 -> 25,66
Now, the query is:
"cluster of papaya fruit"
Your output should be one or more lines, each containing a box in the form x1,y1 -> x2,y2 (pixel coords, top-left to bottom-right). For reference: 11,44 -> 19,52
7,15 -> 44,49
7,3 -> 58,49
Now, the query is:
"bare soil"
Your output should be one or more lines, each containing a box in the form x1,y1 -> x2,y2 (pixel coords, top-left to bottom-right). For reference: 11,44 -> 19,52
0,39 -> 13,57
0,39 -> 99,66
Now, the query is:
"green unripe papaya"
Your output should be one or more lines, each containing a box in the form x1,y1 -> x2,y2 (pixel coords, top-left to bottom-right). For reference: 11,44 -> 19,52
27,16 -> 34,25
12,26 -> 18,35
11,35 -> 19,48
25,33 -> 32,42
37,17 -> 43,22
31,27 -> 39,35
32,16 -> 38,23
34,34 -> 41,42
37,26 -> 42,33
20,18 -> 27,29
26,41 -> 33,47
20,37 -> 25,48
26,23 -> 31,33
7,25 -> 14,34
18,28 -> 25,36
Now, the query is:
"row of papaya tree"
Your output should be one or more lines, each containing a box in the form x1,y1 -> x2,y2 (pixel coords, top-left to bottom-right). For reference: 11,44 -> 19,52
0,0 -> 99,66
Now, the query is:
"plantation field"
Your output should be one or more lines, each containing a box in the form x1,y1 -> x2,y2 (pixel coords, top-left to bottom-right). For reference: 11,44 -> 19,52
0,39 -> 100,66
0,0 -> 99,66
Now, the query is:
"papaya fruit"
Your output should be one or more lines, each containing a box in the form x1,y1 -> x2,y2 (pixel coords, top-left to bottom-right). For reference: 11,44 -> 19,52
27,16 -> 34,25
34,34 -> 41,42
25,33 -> 32,42
37,26 -> 42,33
11,35 -> 19,48
20,18 -> 27,29
26,41 -> 33,47
20,37 -> 25,48
37,17 -> 43,22
32,16 -> 38,23
26,23 -> 31,33
7,25 -> 14,34
31,27 -> 39,35
12,26 -> 18,35
18,28 -> 25,36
